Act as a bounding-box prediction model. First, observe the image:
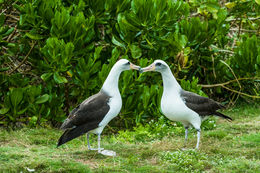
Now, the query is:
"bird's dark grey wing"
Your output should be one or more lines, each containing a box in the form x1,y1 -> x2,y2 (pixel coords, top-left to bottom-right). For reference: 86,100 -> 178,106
180,90 -> 225,116
57,122 -> 98,147
60,91 -> 110,129
57,91 -> 111,147
59,105 -> 80,129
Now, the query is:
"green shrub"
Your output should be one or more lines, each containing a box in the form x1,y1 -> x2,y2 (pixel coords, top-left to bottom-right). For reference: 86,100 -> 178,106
0,0 -> 259,128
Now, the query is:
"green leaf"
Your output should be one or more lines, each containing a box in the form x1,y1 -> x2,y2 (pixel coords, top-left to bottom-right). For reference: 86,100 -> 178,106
3,27 -> 14,36
0,108 -> 9,114
112,36 -> 126,48
7,114 -> 15,121
130,44 -> 142,58
255,0 -> 260,5
0,26 -> 8,35
35,94 -> 50,104
0,14 -> 5,26
0,121 -> 7,125
111,47 -> 121,62
179,35 -> 188,48
41,73 -> 53,81
62,42 -> 74,65
7,43 -> 15,47
225,2 -> 236,8
18,107 -> 28,115
10,88 -> 23,108
0,67 -> 9,72
217,8 -> 227,23
19,15 -> 24,25
94,46 -> 103,61
257,54 -> 260,64
29,116 -> 38,125
25,32 -> 44,40
53,72 -> 68,84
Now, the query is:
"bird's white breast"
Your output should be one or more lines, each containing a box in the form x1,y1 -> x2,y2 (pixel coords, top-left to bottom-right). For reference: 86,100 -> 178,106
89,95 -> 122,134
90,94 -> 122,135
100,95 -> 122,126
161,90 -> 200,125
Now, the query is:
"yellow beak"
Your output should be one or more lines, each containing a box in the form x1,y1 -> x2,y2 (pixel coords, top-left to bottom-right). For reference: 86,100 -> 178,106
140,63 -> 155,73
130,63 -> 141,71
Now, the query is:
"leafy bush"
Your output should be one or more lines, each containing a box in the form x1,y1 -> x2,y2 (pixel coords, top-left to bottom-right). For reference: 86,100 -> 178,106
0,0 -> 259,128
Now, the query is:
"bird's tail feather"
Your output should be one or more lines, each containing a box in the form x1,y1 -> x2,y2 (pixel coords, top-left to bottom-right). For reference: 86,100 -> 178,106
57,123 -> 97,147
214,112 -> 232,121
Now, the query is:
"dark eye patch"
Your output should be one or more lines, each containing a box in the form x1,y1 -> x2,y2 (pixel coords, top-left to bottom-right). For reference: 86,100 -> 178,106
126,62 -> 130,65
156,62 -> 162,66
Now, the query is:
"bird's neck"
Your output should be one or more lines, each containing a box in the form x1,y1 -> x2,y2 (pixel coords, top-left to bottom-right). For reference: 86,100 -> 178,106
161,68 -> 182,95
101,66 -> 121,97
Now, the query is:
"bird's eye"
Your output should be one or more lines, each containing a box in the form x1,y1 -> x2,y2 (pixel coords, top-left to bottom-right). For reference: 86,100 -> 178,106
126,62 -> 130,65
156,62 -> 162,66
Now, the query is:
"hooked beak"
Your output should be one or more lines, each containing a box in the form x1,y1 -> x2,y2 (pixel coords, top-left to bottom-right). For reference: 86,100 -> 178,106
130,63 -> 141,71
140,63 -> 155,73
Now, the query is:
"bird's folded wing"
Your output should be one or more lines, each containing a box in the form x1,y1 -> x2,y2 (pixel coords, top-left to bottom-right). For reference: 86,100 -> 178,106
180,90 -> 224,116
60,91 -> 111,130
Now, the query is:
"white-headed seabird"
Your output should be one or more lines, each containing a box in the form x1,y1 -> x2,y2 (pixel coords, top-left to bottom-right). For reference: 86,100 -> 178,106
141,60 -> 232,149
57,59 -> 140,156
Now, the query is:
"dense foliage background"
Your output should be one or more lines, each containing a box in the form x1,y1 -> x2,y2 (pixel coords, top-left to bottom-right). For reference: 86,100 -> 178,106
0,0 -> 259,128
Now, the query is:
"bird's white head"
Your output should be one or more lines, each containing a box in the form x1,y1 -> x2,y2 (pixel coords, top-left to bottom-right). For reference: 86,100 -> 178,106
114,59 -> 140,71
140,59 -> 169,73
101,59 -> 140,95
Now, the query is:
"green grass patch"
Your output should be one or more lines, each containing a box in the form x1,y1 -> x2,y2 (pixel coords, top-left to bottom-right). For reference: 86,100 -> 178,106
241,133 -> 260,143
204,130 -> 228,139
0,104 -> 259,172
160,149 -> 209,172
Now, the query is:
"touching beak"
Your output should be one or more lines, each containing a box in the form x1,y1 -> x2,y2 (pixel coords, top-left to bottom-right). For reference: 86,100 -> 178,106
130,63 -> 141,71
140,63 -> 155,73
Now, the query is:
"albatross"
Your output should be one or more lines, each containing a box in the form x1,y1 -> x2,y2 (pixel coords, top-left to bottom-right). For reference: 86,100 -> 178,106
141,60 -> 232,149
57,59 -> 140,156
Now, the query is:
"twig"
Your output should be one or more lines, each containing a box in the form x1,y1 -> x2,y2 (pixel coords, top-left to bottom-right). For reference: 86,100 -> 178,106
228,92 -> 236,107
230,28 -> 258,33
8,42 -> 36,75
0,0 -> 18,15
211,55 -> 216,78
217,49 -> 234,54
233,91 -> 241,106
201,83 -> 260,99
7,25 -> 17,42
221,85 -> 260,99
5,14 -> 19,21
226,17 -> 260,21
106,125 -> 116,133
231,37 -> 237,49
220,60 -> 241,89
238,18 -> 242,38
199,77 -> 260,99
210,45 -> 234,54
5,19 -> 18,23
64,83 -> 70,116
190,12 -> 200,17
199,77 -> 260,88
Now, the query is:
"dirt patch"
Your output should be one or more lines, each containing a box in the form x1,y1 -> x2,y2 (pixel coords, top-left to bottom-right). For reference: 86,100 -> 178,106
149,157 -> 159,165
151,138 -> 183,151
76,159 -> 99,169
236,120 -> 260,127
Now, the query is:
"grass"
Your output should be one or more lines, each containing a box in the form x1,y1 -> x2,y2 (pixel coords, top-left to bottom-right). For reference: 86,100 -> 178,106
0,104 -> 259,172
